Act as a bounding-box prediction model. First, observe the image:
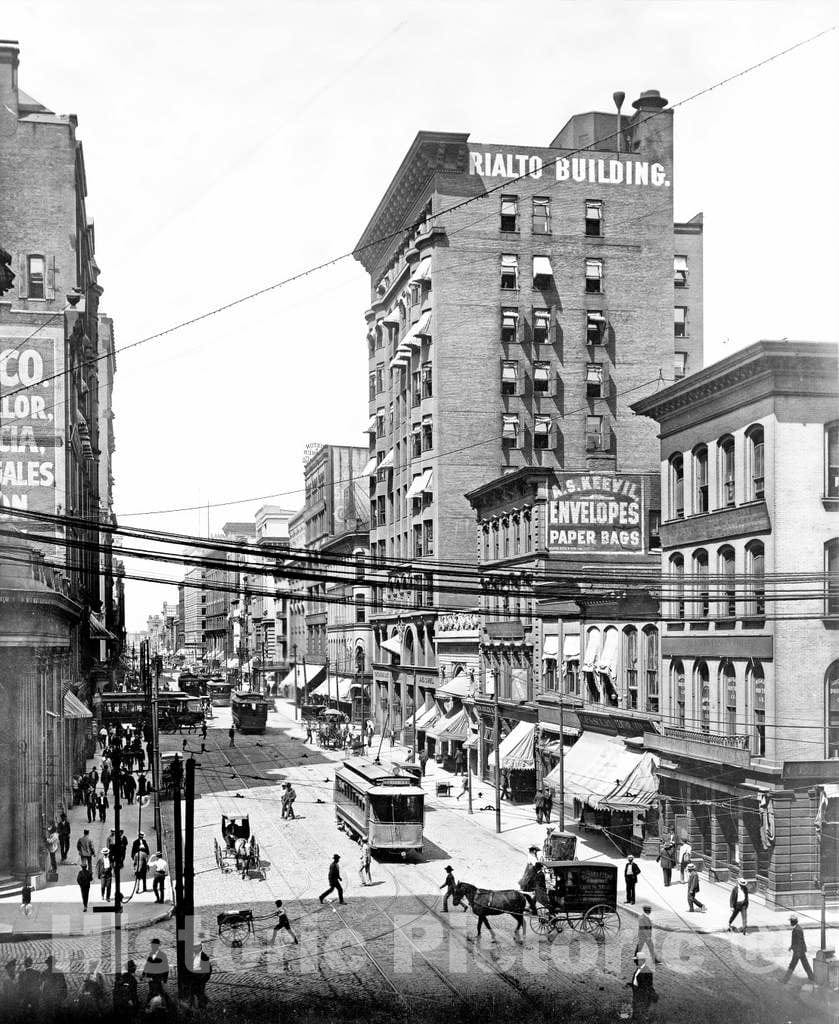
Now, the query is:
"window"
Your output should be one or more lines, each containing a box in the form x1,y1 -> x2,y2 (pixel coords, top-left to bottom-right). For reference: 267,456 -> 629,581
534,415 -> 551,450
376,327 -> 385,350
565,652 -> 580,696
585,414 -> 603,451
502,518 -> 510,557
421,362 -> 432,399
524,510 -> 532,552
674,352 -> 687,380
501,196 -> 518,232
648,510 -> 661,550
502,413 -> 520,446
533,309 -> 550,344
745,541 -> 765,618
376,408 -> 385,439
750,663 -> 766,756
501,360 -> 518,396
376,495 -> 386,527
645,627 -> 659,713
513,514 -> 521,554
721,661 -> 737,734
693,549 -> 710,619
501,308 -> 519,343
693,445 -> 708,513
718,546 -> 736,619
670,554 -> 685,620
376,365 -> 384,394
482,524 -> 490,562
672,660 -> 686,728
826,539 -> 839,616
533,255 -> 553,286
501,254 -> 519,290
492,520 -> 500,559
695,661 -> 710,734
412,370 -> 421,408
670,454 -> 684,519
586,311 -> 605,344
421,419 -> 433,452
586,362 -> 604,399
411,426 -> 421,458
827,424 -> 839,498
625,627 -> 638,709
368,372 -> 376,401
533,362 -> 550,393
27,255 -> 45,299
585,258 -> 603,293
827,661 -> 839,758
674,306 -> 687,338
718,436 -> 735,507
413,524 -> 423,558
532,197 -> 550,233
388,402 -> 394,434
747,425 -> 765,500
355,553 -> 365,580
584,200 -> 602,236
674,254 -> 688,288
355,593 -> 366,624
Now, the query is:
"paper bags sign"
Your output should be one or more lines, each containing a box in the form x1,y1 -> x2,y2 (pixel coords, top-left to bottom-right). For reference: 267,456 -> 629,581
469,151 -> 670,188
547,474 -> 643,552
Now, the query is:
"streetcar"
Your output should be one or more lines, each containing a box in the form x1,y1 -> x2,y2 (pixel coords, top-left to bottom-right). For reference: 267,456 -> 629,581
157,694 -> 204,732
231,691 -> 271,733
206,677 -> 234,707
334,758 -> 424,856
92,691 -> 203,732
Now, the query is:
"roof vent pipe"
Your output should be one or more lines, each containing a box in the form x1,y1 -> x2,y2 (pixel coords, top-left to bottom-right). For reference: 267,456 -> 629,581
612,92 -> 625,154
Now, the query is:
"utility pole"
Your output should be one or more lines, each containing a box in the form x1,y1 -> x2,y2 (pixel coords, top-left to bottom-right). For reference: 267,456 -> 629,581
151,651 -> 162,842
184,757 -> 196,962
558,698 -> 566,832
411,666 -> 418,764
112,738 -> 123,977
172,755 -> 186,997
292,644 -> 299,719
493,667 -> 501,835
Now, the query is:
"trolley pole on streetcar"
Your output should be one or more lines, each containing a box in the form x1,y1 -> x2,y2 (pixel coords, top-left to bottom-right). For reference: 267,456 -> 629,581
172,755 -> 186,998
493,667 -> 501,835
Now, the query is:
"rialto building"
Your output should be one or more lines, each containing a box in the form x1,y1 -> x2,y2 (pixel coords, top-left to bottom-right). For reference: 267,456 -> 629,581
353,87 -> 702,778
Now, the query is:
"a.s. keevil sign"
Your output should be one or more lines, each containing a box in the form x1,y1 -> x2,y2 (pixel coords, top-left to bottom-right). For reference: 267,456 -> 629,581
547,474 -> 643,553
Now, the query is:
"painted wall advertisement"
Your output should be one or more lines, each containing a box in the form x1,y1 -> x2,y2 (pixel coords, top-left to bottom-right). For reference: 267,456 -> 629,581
547,474 -> 643,553
0,332 -> 63,514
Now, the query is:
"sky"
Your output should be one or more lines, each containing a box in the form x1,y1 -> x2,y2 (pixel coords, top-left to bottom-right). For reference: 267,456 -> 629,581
7,0 -> 838,631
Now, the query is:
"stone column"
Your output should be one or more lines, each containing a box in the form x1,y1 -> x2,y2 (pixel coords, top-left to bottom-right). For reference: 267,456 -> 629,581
709,808 -> 729,882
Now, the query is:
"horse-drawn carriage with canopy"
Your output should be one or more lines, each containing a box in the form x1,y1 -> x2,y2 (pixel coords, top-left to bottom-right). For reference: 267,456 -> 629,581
213,814 -> 263,879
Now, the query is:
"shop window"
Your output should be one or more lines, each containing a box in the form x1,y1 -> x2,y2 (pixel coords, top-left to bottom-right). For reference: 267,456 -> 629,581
644,627 -> 659,713
502,413 -> 520,447
718,545 -> 736,619
826,539 -> 839,617
533,308 -> 551,344
746,425 -> 765,500
827,423 -> 839,498
585,414 -> 603,451
586,362 -> 604,399
674,306 -> 687,339
693,549 -> 709,619
624,627 -> 638,709
534,415 -> 551,450
827,661 -> 839,758
674,254 -> 688,288
745,541 -> 765,619
584,200 -> 602,236
718,435 -> 735,507
532,197 -> 551,234
501,360 -> 518,396
501,254 -> 519,290
693,445 -> 708,513
585,258 -> 603,293
669,453 -> 684,519
669,553 -> 685,620
672,659 -> 686,728
533,361 -> 550,393
501,196 -> 518,232
501,307 -> 519,343
27,255 -> 45,299
421,362 -> 432,399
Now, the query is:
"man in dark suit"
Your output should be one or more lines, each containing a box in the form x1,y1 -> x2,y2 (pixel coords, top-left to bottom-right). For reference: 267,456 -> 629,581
686,864 -> 705,912
624,854 -> 641,905
627,954 -> 657,1021
319,854 -> 345,905
782,915 -> 815,982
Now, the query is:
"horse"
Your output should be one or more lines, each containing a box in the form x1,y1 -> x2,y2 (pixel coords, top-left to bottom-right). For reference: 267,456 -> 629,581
452,881 -> 527,943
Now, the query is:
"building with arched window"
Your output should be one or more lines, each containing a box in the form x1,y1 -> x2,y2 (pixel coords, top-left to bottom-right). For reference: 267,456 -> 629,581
634,339 -> 839,909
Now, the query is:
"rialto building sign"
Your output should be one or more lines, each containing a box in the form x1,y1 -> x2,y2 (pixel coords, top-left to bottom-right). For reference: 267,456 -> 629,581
547,474 -> 643,553
469,149 -> 671,188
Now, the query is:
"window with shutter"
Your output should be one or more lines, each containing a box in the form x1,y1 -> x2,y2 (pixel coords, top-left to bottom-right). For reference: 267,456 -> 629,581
586,363 -> 604,398
674,306 -> 687,338
533,309 -> 550,344
534,415 -> 551,450
533,362 -> 549,393
500,197 -> 518,232
674,254 -> 688,287
27,255 -> 45,299
501,361 -> 517,396
501,308 -> 519,343
532,197 -> 550,234
502,414 -> 519,444
585,258 -> 602,293
585,200 -> 603,236
501,255 -> 518,290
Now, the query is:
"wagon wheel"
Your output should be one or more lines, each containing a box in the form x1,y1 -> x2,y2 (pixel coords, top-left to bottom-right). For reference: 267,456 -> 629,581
219,920 -> 251,947
583,904 -> 621,940
565,911 -> 586,931
530,907 -> 558,937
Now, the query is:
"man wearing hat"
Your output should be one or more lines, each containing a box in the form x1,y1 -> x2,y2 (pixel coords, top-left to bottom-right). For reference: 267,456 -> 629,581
440,865 -> 456,912
624,854 -> 641,905
151,851 -> 169,904
134,834 -> 150,893
188,939 -> 212,1009
142,938 -> 170,987
635,905 -> 661,964
96,848 -> 112,902
782,915 -> 815,983
626,953 -> 657,1021
319,853 -> 345,905
686,863 -> 705,913
728,876 -> 750,933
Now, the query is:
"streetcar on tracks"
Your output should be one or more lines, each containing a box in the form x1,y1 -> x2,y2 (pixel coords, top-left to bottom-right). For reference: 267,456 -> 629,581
231,691 -> 271,733
334,758 -> 425,857
206,676 -> 234,707
92,691 -> 202,732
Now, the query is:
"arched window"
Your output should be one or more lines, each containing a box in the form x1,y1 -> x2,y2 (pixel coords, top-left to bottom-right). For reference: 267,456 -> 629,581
718,435 -> 735,507
748,660 -> 766,756
644,627 -> 659,714
403,629 -> 415,665
720,660 -> 737,734
694,661 -> 710,733
624,627 -> 638,709
717,546 -> 736,620
826,539 -> 839,617
583,627 -> 602,703
693,445 -> 709,514
669,454 -> 685,519
693,549 -> 709,619
746,541 -> 765,618
669,553 -> 685,620
746,425 -> 765,501
826,423 -> 839,499
671,659 -> 686,727
827,662 -> 839,758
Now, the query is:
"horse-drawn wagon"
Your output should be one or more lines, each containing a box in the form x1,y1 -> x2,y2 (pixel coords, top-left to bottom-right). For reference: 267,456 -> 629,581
214,815 -> 263,879
531,860 -> 620,939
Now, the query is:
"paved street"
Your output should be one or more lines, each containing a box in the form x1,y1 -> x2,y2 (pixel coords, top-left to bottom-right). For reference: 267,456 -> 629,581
3,700 -> 827,1023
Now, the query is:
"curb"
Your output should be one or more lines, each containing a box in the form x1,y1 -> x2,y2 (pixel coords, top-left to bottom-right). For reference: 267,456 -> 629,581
0,903 -> 173,944
616,899 -> 836,935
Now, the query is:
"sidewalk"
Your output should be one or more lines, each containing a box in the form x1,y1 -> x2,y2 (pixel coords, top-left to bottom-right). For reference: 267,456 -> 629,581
279,699 -> 839,939
0,752 -> 172,941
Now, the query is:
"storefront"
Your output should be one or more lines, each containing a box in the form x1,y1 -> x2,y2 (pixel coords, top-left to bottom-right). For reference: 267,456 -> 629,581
487,720 -> 538,804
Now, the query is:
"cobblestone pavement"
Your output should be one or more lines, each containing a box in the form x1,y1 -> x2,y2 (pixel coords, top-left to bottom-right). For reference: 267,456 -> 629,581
0,705 -> 834,1024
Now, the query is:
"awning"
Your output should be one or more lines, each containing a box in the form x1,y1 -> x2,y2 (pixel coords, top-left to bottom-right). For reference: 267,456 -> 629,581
436,675 -> 472,699
63,691 -> 92,719
382,308 -> 401,326
407,469 -> 432,499
277,663 -> 325,693
533,255 -> 554,279
543,636 -> 559,659
363,456 -> 378,476
488,721 -> 536,771
416,704 -> 441,732
597,628 -> 620,681
380,636 -> 402,656
428,707 -> 471,742
463,727 -> 480,749
563,635 -> 580,663
226,657 -> 239,669
411,255 -> 433,283
379,448 -> 395,469
413,310 -> 431,337
390,353 -> 409,370
366,415 -> 376,433
544,731 -> 644,809
406,703 -> 433,729
89,613 -> 115,641
600,752 -> 660,810
583,628 -> 601,672
310,675 -> 356,702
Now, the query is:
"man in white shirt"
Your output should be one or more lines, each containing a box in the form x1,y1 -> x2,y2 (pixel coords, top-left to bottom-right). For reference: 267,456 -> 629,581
151,853 -> 168,904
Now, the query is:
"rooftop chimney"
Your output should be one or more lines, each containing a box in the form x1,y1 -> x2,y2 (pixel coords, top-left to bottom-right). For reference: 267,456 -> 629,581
0,40 -> 20,120
632,89 -> 668,112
